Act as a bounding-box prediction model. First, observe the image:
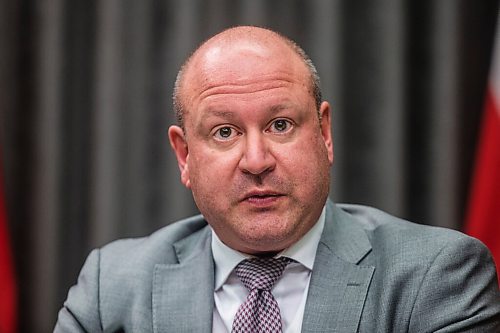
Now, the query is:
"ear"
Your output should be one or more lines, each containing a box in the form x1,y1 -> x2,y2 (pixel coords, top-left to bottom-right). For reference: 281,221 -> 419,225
168,125 -> 191,188
319,101 -> 334,165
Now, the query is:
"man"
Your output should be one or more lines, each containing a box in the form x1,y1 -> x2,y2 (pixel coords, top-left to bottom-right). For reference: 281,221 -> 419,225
55,26 -> 500,332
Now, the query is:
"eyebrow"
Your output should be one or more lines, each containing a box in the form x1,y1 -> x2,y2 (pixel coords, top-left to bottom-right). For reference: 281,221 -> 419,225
268,104 -> 290,113
199,103 -> 294,123
199,109 -> 235,124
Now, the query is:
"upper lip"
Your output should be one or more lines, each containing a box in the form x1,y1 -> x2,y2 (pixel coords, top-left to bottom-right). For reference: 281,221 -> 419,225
240,190 -> 284,201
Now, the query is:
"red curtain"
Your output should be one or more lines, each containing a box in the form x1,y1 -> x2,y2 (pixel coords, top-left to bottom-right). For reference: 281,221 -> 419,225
0,154 -> 17,333
465,14 -> 500,285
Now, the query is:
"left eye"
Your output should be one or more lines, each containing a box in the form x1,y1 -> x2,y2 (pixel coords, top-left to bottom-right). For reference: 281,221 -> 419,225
269,119 -> 292,133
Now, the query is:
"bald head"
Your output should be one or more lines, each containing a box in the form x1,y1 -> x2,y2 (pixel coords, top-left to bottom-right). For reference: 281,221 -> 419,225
172,26 -> 322,129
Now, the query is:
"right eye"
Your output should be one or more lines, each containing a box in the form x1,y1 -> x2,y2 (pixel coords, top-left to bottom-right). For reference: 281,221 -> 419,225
213,126 -> 239,141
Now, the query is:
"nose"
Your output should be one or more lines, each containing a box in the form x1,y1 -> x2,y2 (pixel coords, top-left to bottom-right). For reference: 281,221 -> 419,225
238,133 -> 276,175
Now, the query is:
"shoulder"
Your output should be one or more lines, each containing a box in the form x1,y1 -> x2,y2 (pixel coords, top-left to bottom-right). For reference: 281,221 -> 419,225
98,214 -> 209,270
337,203 -> 480,258
332,202 -> 496,294
335,204 -> 500,331
56,215 -> 210,331
88,214 -> 210,287
85,214 -> 210,299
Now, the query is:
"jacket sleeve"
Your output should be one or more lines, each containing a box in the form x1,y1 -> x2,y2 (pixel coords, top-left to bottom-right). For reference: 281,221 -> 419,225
54,249 -> 102,333
408,235 -> 500,332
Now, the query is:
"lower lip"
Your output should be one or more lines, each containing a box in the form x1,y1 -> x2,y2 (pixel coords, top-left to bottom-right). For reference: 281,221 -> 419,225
244,195 -> 283,207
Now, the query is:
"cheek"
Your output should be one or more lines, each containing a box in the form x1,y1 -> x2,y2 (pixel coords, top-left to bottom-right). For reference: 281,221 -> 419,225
278,132 -> 327,166
275,134 -> 330,186
187,147 -> 239,187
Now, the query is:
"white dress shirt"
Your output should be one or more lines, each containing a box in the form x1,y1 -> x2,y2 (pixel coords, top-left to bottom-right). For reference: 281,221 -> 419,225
211,207 -> 326,333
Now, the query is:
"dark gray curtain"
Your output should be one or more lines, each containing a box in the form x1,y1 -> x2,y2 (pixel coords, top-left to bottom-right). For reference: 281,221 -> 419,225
1,0 -> 498,332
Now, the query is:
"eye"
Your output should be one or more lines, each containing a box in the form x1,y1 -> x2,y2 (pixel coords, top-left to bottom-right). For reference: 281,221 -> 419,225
268,119 -> 293,133
213,126 -> 239,141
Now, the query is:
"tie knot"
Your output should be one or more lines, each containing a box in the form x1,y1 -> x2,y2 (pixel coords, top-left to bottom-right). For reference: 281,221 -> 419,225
235,257 -> 291,292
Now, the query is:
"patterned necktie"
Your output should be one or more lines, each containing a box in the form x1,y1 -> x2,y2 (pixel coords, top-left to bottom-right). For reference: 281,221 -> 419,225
231,257 -> 291,333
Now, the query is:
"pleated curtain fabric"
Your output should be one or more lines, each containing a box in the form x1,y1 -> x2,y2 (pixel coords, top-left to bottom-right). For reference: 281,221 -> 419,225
0,1 -> 498,331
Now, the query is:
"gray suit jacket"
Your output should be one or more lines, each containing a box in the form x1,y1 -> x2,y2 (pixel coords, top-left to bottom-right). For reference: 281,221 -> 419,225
55,201 -> 500,332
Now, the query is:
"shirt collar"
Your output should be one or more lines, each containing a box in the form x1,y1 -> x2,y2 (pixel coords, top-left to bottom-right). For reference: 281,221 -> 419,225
211,206 -> 326,290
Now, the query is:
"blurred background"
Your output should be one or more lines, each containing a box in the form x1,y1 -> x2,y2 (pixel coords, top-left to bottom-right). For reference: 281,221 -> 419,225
1,0 -> 499,332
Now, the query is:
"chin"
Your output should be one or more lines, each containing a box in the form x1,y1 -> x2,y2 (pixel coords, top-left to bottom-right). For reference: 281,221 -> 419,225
237,228 -> 297,254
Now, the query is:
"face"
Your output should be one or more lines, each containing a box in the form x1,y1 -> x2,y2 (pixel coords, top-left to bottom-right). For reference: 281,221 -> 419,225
169,37 -> 334,254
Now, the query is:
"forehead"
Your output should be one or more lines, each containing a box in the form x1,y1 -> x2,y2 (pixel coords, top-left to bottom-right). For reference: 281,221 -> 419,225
180,37 -> 311,112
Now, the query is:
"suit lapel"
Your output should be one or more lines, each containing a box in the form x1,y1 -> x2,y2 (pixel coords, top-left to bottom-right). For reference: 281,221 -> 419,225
302,202 -> 375,332
152,227 -> 214,333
